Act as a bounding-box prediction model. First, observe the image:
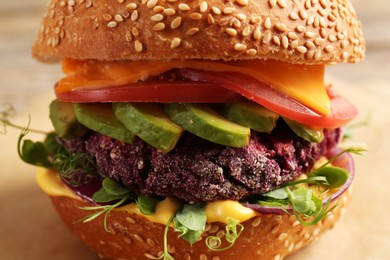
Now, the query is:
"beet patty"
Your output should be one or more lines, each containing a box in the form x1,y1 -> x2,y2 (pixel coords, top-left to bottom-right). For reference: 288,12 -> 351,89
63,122 -> 341,202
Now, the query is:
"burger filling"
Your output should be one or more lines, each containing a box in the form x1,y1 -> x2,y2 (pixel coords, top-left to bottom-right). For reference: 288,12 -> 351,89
16,59 -> 361,254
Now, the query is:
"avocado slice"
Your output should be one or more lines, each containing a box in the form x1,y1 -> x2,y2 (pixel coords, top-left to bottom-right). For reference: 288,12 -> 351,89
216,100 -> 279,133
74,103 -> 135,144
49,100 -> 88,139
283,117 -> 324,143
113,103 -> 183,152
165,103 -> 250,148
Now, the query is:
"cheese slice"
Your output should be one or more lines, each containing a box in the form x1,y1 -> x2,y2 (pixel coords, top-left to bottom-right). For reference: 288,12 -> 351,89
36,167 -> 257,225
59,59 -> 330,115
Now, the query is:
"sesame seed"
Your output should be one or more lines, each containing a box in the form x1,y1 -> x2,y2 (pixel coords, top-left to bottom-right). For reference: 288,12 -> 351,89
291,40 -> 299,48
242,25 -> 251,36
146,0 -> 157,9
319,17 -> 327,27
123,236 -> 132,244
235,13 -> 247,21
153,22 -> 165,31
117,0 -> 124,3
85,0 -> 92,8
314,50 -> 322,60
269,0 -> 277,8
170,37 -> 181,48
313,228 -> 320,236
250,16 -> 261,24
122,10 -> 130,18
324,45 -> 334,52
217,230 -> 225,238
282,35 -> 289,48
132,27 -> 139,36
328,35 -> 337,42
299,10 -> 307,19
319,0 -> 327,9
271,225 -> 280,234
307,16 -> 314,25
200,1 -> 208,12
200,254 -> 207,260
306,40 -> 315,48
296,25 -> 306,33
231,18 -> 241,28
273,36 -> 281,45
234,43 -> 247,51
264,18 -> 272,29
135,40 -> 143,52
253,27 -> 261,40
246,49 -> 257,56
305,31 -> 315,38
288,32 -> 298,40
209,225 -> 219,233
186,27 -> 199,36
236,0 -> 249,6
262,32 -> 272,43
340,40 -> 348,48
103,14 -> 112,21
131,11 -> 139,22
275,23 -> 288,32
288,243 -> 295,252
317,8 -> 326,16
68,0 -> 75,6
115,14 -> 124,22
289,13 -> 298,20
315,37 -> 325,45
126,3 -> 137,10
274,254 -> 282,260
212,257 -> 220,260
226,28 -> 238,36
164,8 -> 175,16
151,14 -> 164,22
125,31 -> 132,42
305,0 -> 311,9
107,21 -> 118,28
320,28 -> 327,38
223,7 -> 234,15
153,6 -> 164,13
134,234 -> 144,243
189,13 -> 202,20
145,253 -> 158,259
278,233 -> 288,240
277,0 -> 287,8
306,50 -> 315,59
212,7 -> 221,15
171,17 -> 182,29
207,14 -> 215,24
178,3 -> 190,11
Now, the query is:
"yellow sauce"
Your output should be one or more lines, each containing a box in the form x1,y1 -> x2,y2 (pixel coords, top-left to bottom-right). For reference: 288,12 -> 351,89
36,167 -> 257,225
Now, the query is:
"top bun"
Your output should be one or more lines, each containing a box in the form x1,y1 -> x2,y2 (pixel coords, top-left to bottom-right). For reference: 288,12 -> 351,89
33,0 -> 365,64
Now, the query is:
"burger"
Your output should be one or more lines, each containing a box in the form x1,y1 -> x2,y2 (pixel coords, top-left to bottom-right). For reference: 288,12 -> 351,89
24,0 -> 365,259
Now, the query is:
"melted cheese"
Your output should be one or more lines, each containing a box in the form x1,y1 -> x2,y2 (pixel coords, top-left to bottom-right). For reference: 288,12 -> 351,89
36,167 -> 257,225
59,59 -> 329,115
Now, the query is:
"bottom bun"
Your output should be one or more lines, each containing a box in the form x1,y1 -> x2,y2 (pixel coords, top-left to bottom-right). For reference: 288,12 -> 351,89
49,189 -> 350,260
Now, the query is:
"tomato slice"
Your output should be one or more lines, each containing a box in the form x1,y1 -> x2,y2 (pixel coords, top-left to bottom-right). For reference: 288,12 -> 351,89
56,69 -> 357,129
179,69 -> 357,128
55,81 -> 241,103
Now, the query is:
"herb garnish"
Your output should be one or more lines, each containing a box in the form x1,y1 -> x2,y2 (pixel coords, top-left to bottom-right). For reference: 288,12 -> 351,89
205,217 -> 244,251
79,177 -> 136,231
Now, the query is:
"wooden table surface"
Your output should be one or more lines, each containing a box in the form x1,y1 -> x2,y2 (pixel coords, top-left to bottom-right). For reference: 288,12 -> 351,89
0,1 -> 389,259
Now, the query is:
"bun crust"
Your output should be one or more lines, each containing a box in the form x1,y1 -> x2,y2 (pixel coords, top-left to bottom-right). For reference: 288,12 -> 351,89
50,189 -> 350,260
33,0 -> 364,64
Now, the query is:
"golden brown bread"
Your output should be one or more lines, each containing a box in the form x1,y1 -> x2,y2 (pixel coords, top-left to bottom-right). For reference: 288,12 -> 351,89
33,0 -> 364,64
50,189 -> 350,260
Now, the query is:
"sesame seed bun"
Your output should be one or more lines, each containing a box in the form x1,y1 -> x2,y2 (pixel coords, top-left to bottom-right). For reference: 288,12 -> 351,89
49,187 -> 350,260
33,0 -> 364,64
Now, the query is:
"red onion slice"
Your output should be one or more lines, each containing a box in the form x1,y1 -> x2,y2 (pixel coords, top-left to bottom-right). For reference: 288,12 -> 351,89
245,148 -> 355,215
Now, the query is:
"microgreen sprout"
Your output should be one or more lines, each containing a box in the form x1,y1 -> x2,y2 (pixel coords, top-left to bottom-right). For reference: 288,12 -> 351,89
1,103 -> 47,135
206,217 -> 244,251
53,151 -> 96,186
78,194 -> 129,231
79,177 -> 136,231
